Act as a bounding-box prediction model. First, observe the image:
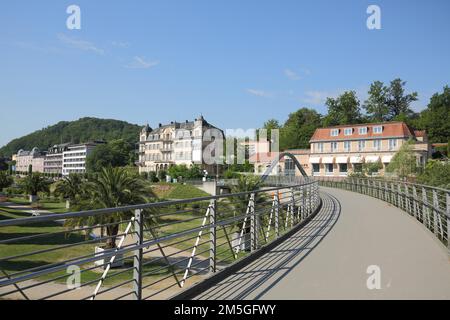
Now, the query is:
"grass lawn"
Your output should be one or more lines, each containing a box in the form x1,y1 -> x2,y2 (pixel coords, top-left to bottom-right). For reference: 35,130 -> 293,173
3,196 -> 68,214
151,183 -> 210,200
0,206 -> 183,295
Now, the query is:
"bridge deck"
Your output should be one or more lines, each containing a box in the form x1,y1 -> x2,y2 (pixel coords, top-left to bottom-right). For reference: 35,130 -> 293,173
194,187 -> 450,300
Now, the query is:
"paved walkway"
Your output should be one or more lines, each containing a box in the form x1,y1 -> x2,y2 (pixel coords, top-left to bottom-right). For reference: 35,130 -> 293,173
195,187 -> 450,300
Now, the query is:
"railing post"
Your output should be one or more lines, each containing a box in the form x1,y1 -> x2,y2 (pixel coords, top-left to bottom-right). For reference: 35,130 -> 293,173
432,190 -> 440,238
385,181 -> 389,203
447,193 -> 450,250
378,181 -> 386,201
275,191 -> 280,238
299,185 -> 304,221
209,199 -> 217,273
412,185 -> 418,220
290,187 -> 295,226
391,183 -> 396,207
249,193 -> 257,252
422,187 -> 429,229
133,209 -> 143,300
404,184 -> 410,215
398,184 -> 402,210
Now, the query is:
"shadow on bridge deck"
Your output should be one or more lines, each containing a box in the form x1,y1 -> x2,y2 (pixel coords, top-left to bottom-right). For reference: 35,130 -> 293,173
194,192 -> 341,300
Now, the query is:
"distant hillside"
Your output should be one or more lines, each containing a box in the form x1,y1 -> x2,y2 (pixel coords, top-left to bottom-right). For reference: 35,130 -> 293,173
0,117 -> 142,157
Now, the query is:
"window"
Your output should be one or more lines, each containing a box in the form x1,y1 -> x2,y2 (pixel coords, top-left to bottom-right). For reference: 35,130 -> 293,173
330,129 -> 339,137
344,128 -> 353,136
331,142 -> 338,152
373,126 -> 383,134
389,139 -> 397,150
358,140 -> 365,151
325,164 -> 334,175
344,141 -> 351,152
339,163 -> 348,174
312,164 -> 320,175
358,127 -> 368,135
373,140 -> 381,151
316,143 -> 324,153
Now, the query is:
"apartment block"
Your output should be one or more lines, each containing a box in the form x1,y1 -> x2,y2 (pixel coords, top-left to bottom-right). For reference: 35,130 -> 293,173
137,116 -> 223,175
44,143 -> 71,175
14,148 -> 45,173
62,142 -> 105,176
251,122 -> 431,178
308,122 -> 430,177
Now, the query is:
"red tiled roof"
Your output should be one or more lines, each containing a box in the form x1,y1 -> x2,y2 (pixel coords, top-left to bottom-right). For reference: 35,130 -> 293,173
248,152 -> 281,163
414,130 -> 426,137
310,122 -> 415,142
283,149 -> 310,155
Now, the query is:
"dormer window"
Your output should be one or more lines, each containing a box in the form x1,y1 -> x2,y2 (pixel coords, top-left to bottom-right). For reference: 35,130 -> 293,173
373,126 -> 383,134
330,129 -> 339,137
344,128 -> 353,136
358,127 -> 368,135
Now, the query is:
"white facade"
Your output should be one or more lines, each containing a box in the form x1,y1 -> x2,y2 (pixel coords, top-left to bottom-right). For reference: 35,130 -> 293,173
138,116 -> 223,174
62,143 -> 103,176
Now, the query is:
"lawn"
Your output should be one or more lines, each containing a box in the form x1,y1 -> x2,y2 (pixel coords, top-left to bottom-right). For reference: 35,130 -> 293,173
151,183 -> 210,200
0,206 -> 184,298
4,196 -> 69,214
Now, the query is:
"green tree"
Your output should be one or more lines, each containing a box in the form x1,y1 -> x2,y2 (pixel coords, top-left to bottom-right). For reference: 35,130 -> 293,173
0,171 -> 13,191
148,171 -> 159,183
260,119 -> 281,141
415,86 -> 450,143
158,170 -> 167,181
362,161 -> 383,177
19,173 -> 51,201
386,140 -> 418,179
386,78 -> 418,120
364,81 -> 390,122
280,108 -> 322,150
54,174 -> 86,208
417,160 -> 450,188
323,91 -> 362,126
0,117 -> 141,158
229,175 -> 267,235
86,139 -> 134,173
66,167 -> 154,249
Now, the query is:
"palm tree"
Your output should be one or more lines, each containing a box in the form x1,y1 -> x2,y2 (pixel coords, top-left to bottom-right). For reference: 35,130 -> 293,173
230,175 -> 265,225
54,174 -> 86,208
19,173 -> 51,202
65,167 -> 154,249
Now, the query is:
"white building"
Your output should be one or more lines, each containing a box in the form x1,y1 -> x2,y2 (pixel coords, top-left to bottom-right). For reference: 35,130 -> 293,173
137,116 -> 223,175
44,143 -> 71,175
62,142 -> 105,176
14,148 -> 45,173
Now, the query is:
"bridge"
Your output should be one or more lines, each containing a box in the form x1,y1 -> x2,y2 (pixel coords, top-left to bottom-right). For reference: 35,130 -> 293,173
0,177 -> 449,300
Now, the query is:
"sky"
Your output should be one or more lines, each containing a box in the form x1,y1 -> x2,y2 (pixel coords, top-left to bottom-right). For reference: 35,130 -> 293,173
0,0 -> 449,147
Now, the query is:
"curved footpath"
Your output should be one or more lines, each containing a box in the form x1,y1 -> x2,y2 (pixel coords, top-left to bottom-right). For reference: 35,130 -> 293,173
194,187 -> 450,300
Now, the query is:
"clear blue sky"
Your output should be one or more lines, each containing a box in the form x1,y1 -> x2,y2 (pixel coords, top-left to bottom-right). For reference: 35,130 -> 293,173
0,0 -> 449,147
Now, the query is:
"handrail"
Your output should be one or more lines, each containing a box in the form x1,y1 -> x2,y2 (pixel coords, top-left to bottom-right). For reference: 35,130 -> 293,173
0,180 -> 317,228
317,176 -> 450,249
0,178 -> 320,300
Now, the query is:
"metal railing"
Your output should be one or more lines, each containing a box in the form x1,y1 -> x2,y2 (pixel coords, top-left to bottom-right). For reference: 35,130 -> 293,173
0,178 -> 319,300
317,177 -> 450,249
